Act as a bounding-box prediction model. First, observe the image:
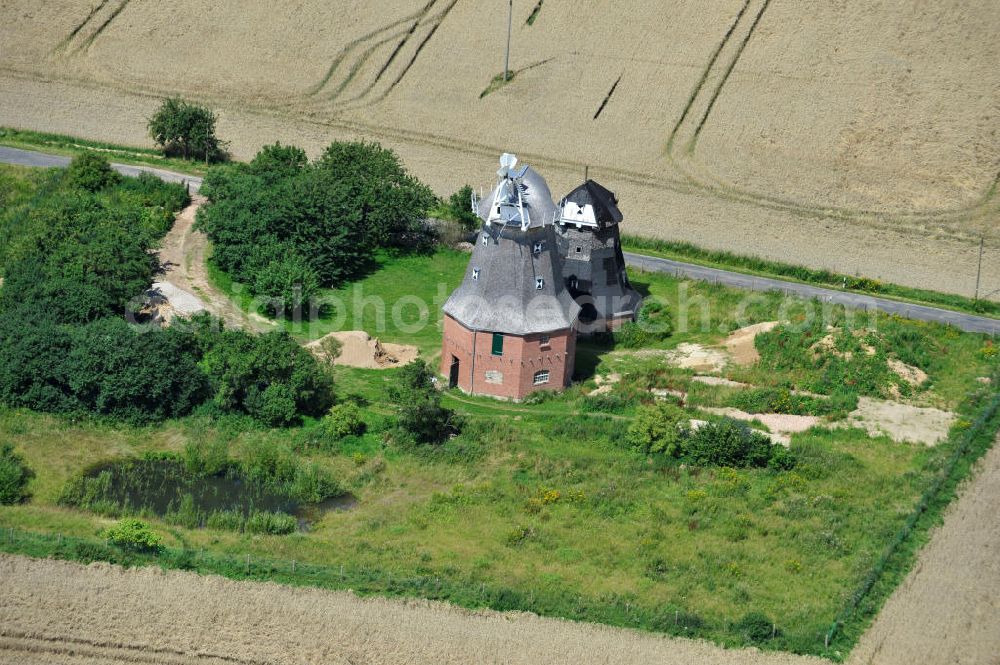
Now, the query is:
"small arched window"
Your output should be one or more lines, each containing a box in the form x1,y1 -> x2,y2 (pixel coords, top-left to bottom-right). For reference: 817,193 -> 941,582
533,370 -> 550,385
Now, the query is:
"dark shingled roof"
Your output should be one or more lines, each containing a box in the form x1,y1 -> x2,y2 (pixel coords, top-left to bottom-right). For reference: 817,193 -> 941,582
560,180 -> 624,228
443,223 -> 580,335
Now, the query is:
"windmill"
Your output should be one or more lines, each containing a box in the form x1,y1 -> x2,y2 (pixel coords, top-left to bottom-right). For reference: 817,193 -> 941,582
486,153 -> 532,231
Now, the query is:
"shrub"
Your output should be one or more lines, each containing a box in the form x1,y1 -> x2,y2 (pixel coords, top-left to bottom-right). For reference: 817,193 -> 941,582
685,419 -> 786,469
148,97 -> 225,162
0,443 -> 34,504
105,518 -> 162,552
244,510 -> 297,535
183,436 -> 229,477
197,325 -> 334,426
391,360 -> 461,445
732,611 -> 779,643
205,509 -> 244,531
64,153 -> 120,192
613,300 -> 673,348
627,402 -> 687,456
398,394 -> 461,445
321,403 -> 367,440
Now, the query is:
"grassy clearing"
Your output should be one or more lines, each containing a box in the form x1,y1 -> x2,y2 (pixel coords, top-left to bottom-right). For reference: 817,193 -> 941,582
208,248 -> 469,355
0,127 -> 208,176
622,235 -> 1000,320
5,249 -> 999,656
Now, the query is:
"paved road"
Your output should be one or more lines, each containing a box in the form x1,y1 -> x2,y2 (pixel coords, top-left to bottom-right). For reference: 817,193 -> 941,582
2,145 -> 997,334
625,253 -> 1000,334
0,145 -> 202,192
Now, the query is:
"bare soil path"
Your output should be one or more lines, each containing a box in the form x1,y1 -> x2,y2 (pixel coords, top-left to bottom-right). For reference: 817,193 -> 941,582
156,195 -> 269,333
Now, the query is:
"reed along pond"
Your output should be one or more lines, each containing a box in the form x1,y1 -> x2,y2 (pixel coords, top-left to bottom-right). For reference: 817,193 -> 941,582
65,458 -> 354,533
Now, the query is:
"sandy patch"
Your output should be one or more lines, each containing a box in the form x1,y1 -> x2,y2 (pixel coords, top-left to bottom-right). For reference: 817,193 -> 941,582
724,322 -> 780,366
635,343 -> 729,373
306,331 -> 418,369
156,195 -> 271,332
697,407 -> 822,447
847,397 -> 955,446
691,375 -> 750,388
888,359 -> 928,387
141,281 -> 206,325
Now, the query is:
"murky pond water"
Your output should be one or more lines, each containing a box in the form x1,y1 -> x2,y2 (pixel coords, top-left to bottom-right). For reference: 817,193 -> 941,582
82,459 -> 355,528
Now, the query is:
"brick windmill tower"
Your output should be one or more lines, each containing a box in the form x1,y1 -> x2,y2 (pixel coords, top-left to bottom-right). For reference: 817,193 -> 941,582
441,154 -> 580,400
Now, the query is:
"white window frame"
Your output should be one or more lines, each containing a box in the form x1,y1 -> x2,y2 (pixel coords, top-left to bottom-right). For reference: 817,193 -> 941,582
533,370 -> 551,385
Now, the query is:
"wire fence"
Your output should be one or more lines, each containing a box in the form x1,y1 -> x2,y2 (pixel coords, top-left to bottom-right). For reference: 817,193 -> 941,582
823,378 -> 1000,649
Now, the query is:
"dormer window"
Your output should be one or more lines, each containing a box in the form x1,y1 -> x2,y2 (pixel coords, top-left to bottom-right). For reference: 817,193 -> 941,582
473,268 -> 481,281
533,242 -> 543,254
535,278 -> 544,290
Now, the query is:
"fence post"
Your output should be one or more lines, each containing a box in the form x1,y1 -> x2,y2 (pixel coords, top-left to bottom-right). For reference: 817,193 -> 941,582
291,559 -> 296,574
340,564 -> 345,580
245,553 -> 250,574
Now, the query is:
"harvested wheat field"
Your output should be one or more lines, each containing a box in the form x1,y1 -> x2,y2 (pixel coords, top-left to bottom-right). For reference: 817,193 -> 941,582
1,0 -> 999,297
0,554 -> 822,665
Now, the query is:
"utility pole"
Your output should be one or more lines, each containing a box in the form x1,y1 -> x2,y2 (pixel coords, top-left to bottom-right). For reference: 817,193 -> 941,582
504,0 -> 513,81
975,236 -> 984,302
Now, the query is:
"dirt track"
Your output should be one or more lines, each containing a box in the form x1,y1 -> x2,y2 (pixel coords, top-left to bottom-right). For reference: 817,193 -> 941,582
3,435 -> 999,664
156,195 -> 270,332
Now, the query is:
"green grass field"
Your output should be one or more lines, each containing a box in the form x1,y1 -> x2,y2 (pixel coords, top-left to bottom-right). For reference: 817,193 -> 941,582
4,244 -> 999,656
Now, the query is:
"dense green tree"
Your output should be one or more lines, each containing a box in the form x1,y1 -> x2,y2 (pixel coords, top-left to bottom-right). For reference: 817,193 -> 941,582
314,141 -> 437,248
253,254 -> 321,317
197,141 -> 436,308
148,97 -> 225,162
0,307 -> 77,413
65,319 -> 207,424
445,185 -> 479,229
0,194 -> 158,323
64,153 -> 121,192
199,328 -> 334,426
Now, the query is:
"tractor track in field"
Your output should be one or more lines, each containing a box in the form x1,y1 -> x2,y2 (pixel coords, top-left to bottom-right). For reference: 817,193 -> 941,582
0,631 -> 263,665
54,0 -> 132,55
310,0 -> 458,107
662,0 -> 1000,227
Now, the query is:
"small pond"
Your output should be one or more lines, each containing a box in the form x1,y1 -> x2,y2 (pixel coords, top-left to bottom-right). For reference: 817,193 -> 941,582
80,459 -> 355,529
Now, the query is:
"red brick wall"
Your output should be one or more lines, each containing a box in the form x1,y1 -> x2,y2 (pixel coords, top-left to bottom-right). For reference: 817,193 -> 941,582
440,315 -> 576,401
